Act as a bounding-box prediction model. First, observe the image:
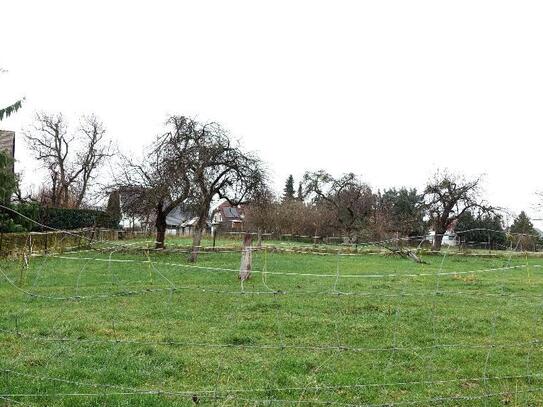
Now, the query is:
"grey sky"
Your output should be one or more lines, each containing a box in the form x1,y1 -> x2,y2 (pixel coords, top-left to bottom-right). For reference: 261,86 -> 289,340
1,1 -> 542,226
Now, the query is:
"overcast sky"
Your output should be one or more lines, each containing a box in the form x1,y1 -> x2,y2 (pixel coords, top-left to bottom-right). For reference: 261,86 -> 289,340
1,1 -> 542,226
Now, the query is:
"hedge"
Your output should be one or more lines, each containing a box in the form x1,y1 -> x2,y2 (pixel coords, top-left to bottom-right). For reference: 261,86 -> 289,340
0,204 -> 120,232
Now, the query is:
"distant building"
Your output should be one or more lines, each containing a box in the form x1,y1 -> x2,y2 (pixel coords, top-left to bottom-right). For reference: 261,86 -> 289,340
0,130 -> 15,172
211,201 -> 246,232
426,220 -> 459,247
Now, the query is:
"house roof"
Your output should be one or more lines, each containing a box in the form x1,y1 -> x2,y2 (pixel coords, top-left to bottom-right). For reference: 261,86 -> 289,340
180,217 -> 211,228
166,205 -> 193,226
223,206 -> 240,219
217,201 -> 245,221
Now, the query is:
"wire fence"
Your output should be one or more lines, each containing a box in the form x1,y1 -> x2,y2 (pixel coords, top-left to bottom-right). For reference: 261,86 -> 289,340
1,220 -> 543,405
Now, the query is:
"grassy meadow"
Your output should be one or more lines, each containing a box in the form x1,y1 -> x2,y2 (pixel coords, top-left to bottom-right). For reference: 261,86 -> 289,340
1,237 -> 543,406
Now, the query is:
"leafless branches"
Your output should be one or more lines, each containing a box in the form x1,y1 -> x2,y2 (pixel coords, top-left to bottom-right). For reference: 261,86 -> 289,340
114,116 -> 265,253
24,112 -> 111,208
184,119 -> 265,261
303,171 -> 373,241
114,117 -> 193,249
424,169 -> 492,250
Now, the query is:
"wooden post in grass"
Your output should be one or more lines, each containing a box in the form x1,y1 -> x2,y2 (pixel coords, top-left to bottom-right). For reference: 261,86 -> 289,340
257,228 -> 262,248
239,232 -> 253,281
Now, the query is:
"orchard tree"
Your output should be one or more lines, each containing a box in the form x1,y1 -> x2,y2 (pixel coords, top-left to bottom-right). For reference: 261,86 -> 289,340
116,116 -> 193,249
186,119 -> 265,262
424,170 -> 492,251
303,171 -> 373,241
244,186 -> 276,235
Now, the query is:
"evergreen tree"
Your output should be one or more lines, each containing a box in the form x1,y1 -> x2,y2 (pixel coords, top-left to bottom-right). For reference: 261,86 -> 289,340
509,211 -> 540,250
457,210 -> 506,249
510,211 -> 535,234
296,182 -> 304,201
0,151 -> 20,232
381,188 -> 425,236
105,190 -> 122,228
0,68 -> 24,121
283,175 -> 295,201
0,151 -> 16,204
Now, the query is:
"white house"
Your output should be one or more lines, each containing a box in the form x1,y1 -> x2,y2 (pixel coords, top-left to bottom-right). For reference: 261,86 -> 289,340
426,220 -> 459,247
426,229 -> 458,247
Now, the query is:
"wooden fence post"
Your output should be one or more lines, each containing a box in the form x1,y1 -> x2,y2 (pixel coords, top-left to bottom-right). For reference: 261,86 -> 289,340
239,232 -> 253,282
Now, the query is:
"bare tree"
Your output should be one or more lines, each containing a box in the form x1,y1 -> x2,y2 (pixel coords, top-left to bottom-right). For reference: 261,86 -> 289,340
303,171 -> 373,242
424,170 -> 491,251
73,115 -> 111,207
115,116 -> 193,249
25,112 -> 111,208
186,120 -> 265,262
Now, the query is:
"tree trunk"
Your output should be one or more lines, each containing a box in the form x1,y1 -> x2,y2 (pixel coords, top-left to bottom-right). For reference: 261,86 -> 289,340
432,232 -> 444,251
189,227 -> 203,262
190,203 -> 211,263
155,209 -> 167,249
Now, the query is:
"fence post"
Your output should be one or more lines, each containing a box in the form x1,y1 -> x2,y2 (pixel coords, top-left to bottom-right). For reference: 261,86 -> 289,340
239,232 -> 253,282
44,231 -> 48,255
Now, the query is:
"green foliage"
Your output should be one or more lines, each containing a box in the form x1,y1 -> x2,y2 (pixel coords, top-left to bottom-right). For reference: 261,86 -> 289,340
0,151 -> 17,204
457,210 -> 507,248
105,190 -> 122,228
508,211 -> 541,250
39,207 -> 118,230
0,99 -> 23,121
0,152 -> 20,232
381,188 -> 425,236
296,182 -> 303,201
510,211 -> 535,234
1,204 -> 118,232
283,174 -> 295,201
0,213 -> 25,233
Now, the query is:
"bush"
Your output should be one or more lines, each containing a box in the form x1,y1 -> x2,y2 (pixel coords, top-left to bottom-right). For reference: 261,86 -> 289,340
0,204 -> 119,232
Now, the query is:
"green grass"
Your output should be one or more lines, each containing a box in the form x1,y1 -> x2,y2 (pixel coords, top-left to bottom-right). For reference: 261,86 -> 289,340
1,240 -> 543,406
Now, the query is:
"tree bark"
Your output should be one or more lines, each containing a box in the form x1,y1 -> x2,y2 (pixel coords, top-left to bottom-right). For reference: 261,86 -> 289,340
155,208 -> 167,249
189,227 -> 203,262
432,231 -> 444,251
